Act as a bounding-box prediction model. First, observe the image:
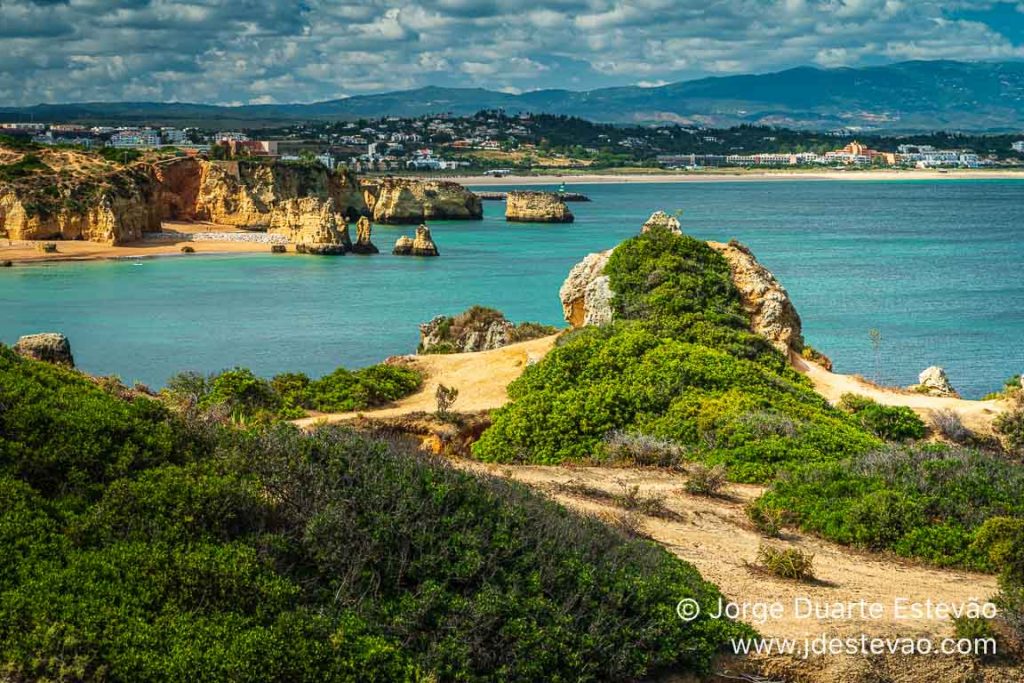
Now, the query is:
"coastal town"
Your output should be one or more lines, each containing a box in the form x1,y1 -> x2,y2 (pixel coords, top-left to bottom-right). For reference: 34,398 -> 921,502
4,111 -> 1024,174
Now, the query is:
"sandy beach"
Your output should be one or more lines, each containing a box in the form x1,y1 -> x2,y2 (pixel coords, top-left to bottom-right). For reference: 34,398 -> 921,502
0,221 -> 277,264
446,168 -> 1024,186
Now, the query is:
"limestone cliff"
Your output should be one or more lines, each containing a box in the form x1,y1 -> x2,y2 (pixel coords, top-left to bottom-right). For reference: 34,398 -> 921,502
559,211 -> 804,356
393,224 -> 439,256
0,164 -> 162,245
505,191 -> 574,223
268,197 -> 351,255
192,161 -> 367,228
361,178 -> 482,224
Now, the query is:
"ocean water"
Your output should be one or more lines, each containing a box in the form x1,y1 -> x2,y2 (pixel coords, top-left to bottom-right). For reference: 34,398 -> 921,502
1,179 -> 1022,398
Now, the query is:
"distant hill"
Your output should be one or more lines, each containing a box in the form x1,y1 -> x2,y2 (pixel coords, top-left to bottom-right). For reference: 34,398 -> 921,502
4,60 -> 1024,131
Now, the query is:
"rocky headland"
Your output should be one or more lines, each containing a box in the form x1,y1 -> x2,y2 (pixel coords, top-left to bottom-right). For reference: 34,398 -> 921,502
505,191 -> 574,223
361,177 -> 482,224
559,210 -> 805,357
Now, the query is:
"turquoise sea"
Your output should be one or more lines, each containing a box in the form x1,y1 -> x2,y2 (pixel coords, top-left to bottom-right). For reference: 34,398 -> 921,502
2,180 -> 1022,398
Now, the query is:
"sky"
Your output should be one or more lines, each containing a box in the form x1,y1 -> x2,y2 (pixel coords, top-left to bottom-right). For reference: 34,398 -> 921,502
1,0 -> 1023,106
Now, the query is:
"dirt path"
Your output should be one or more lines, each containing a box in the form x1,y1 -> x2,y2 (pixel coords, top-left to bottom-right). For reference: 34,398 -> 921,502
460,462 -> 1017,682
293,334 -> 558,428
790,353 -> 1006,434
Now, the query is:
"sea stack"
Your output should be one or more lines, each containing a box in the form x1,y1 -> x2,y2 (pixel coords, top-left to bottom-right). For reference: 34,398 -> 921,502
393,224 -> 439,256
351,216 -> 380,254
505,191 -> 575,223
268,197 -> 349,255
13,333 -> 75,367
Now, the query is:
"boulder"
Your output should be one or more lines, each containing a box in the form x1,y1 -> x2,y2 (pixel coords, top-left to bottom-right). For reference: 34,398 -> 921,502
559,211 -> 805,357
361,178 -> 482,224
911,366 -> 959,398
13,333 -> 74,367
419,307 -> 515,354
559,250 -> 614,328
641,211 -> 682,235
505,191 -> 574,223
351,216 -> 379,254
268,197 -> 349,255
394,224 -> 439,256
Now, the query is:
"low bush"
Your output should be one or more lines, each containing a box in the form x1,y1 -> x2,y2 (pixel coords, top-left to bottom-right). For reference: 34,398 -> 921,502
684,463 -> 728,497
599,430 -> 686,467
757,445 -> 1024,569
931,408 -> 973,444
755,544 -> 815,581
164,363 -> 422,422
994,393 -> 1024,456
838,394 -> 926,441
746,501 -> 784,538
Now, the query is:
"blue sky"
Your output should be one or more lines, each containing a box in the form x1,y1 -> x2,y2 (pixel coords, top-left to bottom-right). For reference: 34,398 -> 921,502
1,0 -> 1023,105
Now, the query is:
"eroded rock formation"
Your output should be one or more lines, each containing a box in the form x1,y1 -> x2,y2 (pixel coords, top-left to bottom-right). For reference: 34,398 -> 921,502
910,366 -> 960,397
362,178 -> 482,224
393,224 -> 439,256
0,165 -> 161,245
351,216 -> 379,254
419,306 -> 556,354
641,211 -> 682,235
268,197 -> 350,255
505,191 -> 574,223
13,333 -> 74,367
559,211 -> 804,356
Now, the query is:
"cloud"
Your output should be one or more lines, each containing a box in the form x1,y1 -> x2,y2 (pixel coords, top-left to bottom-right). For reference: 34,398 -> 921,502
0,0 -> 1022,105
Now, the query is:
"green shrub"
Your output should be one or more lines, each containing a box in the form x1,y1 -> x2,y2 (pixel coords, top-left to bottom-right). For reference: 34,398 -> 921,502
757,445 -> 1024,569
473,229 -> 880,480
684,463 -> 728,496
0,350 -> 750,681
838,394 -> 926,441
755,544 -> 815,581
994,393 -> 1024,456
746,500 -> 784,537
199,367 -> 283,423
301,364 -> 421,412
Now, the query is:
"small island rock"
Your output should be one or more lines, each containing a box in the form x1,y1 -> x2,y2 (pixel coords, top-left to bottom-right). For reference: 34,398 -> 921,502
13,333 -> 75,367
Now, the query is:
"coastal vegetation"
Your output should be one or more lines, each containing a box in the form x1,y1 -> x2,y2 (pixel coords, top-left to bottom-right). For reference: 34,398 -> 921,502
472,225 -> 881,481
0,344 -> 751,681
164,363 -> 423,422
418,306 -> 557,355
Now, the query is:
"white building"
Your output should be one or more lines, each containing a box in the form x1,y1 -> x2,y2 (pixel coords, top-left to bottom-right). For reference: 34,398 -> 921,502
109,129 -> 161,148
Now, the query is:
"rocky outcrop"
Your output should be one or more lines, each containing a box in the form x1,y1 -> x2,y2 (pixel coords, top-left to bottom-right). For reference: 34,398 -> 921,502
419,306 -> 557,354
393,224 -> 439,256
351,216 -> 379,254
362,178 -> 482,224
559,250 -> 614,328
505,191 -> 574,223
710,240 -> 804,355
268,197 -> 350,255
559,211 -> 805,357
13,333 -> 74,367
910,366 -> 959,397
641,211 -> 682,235
193,161 -> 367,228
0,165 -> 162,245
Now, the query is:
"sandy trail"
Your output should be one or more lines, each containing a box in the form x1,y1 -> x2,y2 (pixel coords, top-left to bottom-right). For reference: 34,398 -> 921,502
790,353 -> 1006,433
293,334 -> 559,428
462,462 -> 996,643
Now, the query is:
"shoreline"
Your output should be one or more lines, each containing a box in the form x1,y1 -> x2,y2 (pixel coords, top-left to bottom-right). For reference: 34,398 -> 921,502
0,221 -> 277,265
445,168 -> 1024,186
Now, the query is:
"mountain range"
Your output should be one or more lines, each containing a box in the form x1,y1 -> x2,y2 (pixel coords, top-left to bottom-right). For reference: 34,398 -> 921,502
3,60 -> 1024,131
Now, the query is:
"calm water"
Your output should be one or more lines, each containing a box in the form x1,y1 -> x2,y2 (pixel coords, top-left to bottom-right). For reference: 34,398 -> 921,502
2,180 -> 1022,398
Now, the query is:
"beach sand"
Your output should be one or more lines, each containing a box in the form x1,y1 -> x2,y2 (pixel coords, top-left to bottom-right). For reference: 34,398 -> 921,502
0,221 -> 277,264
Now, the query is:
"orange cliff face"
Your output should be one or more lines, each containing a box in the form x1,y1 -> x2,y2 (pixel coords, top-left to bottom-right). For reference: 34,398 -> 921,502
0,151 -> 371,246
